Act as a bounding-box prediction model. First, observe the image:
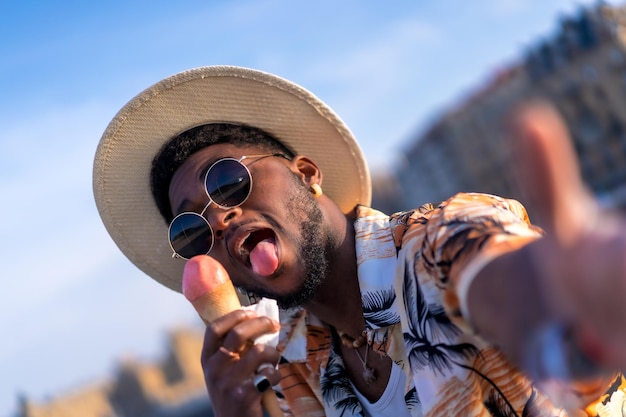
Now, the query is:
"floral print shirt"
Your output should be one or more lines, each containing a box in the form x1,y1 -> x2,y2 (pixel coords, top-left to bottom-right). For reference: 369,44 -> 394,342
274,193 -> 625,417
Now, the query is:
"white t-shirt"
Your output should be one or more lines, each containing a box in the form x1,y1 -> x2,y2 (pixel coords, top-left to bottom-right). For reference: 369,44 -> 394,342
351,362 -> 412,417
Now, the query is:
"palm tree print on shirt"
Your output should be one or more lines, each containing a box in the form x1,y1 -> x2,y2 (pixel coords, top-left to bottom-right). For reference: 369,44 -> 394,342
320,345 -> 364,417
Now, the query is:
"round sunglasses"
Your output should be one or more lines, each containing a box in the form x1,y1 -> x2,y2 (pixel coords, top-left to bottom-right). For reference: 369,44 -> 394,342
168,153 -> 289,260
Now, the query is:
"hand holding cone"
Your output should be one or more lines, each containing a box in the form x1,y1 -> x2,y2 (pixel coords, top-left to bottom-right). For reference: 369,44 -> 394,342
182,255 -> 283,417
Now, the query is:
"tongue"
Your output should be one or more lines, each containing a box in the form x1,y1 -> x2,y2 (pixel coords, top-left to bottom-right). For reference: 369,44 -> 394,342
249,238 -> 279,276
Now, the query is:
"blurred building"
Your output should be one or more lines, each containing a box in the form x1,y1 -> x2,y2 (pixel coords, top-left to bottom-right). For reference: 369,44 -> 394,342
383,2 -> 626,217
16,327 -> 213,417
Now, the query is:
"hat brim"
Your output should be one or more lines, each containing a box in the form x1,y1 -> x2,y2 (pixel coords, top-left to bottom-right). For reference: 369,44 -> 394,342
93,66 -> 371,292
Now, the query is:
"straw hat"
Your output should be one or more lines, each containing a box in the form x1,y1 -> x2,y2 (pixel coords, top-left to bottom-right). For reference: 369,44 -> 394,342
93,66 -> 371,292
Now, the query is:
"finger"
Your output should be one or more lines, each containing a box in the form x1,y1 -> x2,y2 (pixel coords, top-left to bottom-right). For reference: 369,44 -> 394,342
221,316 -> 280,353
202,309 -> 257,353
207,309 -> 257,339
201,315 -> 280,371
235,346 -> 282,394
236,344 -> 282,376
508,100 -> 597,244
202,337 -> 282,413
250,360 -> 282,393
206,342 -> 281,384
216,345 -> 242,361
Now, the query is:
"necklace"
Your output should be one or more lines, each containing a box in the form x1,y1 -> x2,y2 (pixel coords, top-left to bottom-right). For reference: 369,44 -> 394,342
354,343 -> 377,383
338,329 -> 367,349
337,329 -> 377,383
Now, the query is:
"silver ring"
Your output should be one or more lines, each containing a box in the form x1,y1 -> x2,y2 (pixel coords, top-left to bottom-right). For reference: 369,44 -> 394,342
252,374 -> 271,393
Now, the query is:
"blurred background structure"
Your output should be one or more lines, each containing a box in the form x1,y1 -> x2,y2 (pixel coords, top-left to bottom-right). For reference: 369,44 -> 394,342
373,3 -> 626,217
17,328 -> 212,417
5,1 -> 626,416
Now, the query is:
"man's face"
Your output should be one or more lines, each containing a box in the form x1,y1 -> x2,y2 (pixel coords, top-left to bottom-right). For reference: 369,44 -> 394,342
168,143 -> 329,308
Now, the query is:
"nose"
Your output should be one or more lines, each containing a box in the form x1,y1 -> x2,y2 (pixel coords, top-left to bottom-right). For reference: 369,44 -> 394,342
206,206 -> 242,239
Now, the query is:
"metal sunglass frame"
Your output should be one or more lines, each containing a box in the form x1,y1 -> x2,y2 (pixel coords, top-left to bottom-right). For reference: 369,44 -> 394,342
167,153 -> 289,260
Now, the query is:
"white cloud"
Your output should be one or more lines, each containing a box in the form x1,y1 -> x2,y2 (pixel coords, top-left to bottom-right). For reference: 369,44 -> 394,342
0,102 -> 115,302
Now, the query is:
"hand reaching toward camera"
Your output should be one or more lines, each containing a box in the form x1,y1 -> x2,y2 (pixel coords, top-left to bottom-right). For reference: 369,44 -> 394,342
510,101 -> 626,370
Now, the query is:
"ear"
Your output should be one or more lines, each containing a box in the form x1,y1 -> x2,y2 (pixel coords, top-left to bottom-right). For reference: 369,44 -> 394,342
289,155 -> 323,187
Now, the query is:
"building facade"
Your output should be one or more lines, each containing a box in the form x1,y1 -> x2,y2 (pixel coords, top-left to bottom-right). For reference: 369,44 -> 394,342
385,2 -> 626,218
16,328 -> 213,417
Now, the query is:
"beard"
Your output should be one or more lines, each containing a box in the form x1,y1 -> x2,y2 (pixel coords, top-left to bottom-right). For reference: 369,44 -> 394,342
249,177 -> 330,310
274,205 -> 328,309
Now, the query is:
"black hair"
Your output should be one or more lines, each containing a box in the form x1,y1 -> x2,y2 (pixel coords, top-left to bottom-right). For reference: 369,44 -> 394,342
150,123 -> 294,222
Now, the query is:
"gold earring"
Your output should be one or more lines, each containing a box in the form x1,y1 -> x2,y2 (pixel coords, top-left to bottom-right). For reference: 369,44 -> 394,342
310,183 -> 323,197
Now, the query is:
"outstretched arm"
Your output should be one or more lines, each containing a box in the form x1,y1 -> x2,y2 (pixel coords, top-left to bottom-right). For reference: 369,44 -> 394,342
466,100 -> 626,375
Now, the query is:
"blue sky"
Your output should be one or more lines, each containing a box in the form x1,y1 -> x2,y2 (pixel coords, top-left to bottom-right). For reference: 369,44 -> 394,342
0,0 -> 619,414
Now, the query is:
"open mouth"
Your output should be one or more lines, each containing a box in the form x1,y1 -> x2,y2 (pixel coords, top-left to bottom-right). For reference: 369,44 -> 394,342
240,229 -> 279,277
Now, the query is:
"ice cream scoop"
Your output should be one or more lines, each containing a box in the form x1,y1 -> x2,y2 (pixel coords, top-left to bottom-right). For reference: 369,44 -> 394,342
182,255 -> 241,324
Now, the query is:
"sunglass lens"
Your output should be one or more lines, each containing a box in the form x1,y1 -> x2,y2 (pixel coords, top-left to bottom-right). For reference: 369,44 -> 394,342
169,213 -> 213,259
206,159 -> 251,208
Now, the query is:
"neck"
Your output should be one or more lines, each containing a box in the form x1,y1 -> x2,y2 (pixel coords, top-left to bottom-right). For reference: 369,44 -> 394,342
303,206 -> 365,340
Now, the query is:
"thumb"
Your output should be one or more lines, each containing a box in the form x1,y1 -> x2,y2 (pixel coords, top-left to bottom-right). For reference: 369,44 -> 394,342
508,100 -> 597,245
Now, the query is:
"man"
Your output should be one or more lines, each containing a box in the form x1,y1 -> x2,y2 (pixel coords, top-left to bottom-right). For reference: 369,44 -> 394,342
94,66 -> 626,416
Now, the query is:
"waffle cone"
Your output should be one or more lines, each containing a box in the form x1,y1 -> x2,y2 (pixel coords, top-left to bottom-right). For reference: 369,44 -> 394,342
191,279 -> 241,324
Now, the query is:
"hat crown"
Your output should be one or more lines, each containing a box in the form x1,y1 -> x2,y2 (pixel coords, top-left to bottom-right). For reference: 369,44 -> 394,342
93,66 -> 371,292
